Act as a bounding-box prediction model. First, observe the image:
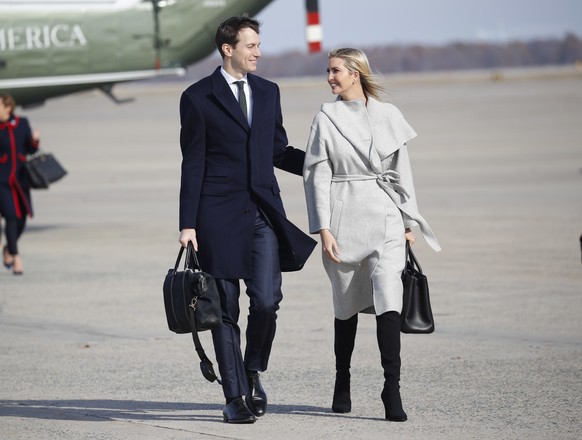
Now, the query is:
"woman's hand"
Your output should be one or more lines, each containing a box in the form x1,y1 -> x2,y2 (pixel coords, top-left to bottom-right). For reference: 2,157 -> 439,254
319,229 -> 340,263
179,228 -> 198,251
405,228 -> 416,245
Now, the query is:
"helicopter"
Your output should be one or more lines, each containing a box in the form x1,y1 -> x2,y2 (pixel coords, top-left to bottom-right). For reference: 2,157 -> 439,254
0,0 -> 279,108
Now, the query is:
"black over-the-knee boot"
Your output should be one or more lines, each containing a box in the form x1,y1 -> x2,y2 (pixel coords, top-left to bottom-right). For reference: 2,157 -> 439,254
332,314 -> 358,413
376,311 -> 407,422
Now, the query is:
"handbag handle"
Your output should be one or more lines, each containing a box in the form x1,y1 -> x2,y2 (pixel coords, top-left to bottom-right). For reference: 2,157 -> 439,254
173,241 -> 203,272
406,242 -> 423,274
185,241 -> 203,271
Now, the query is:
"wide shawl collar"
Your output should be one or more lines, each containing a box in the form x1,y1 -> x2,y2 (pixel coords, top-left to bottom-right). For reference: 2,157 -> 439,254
320,97 -> 441,252
320,97 -> 416,173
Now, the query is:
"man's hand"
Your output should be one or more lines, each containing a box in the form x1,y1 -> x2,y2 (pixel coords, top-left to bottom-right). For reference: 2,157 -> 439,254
179,228 -> 198,251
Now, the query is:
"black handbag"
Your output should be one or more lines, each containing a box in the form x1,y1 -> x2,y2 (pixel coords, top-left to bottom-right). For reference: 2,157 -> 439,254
24,151 -> 67,189
163,241 -> 222,383
401,243 -> 435,334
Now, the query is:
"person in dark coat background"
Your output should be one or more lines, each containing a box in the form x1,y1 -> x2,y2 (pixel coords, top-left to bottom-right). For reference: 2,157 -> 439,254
0,94 -> 39,275
177,16 -> 316,424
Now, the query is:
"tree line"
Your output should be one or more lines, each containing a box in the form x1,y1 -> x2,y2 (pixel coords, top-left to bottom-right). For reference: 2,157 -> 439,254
183,33 -> 582,80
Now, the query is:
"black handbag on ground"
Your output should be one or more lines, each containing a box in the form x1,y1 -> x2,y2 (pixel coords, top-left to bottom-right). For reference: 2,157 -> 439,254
401,243 -> 435,334
163,241 -> 222,383
24,151 -> 67,189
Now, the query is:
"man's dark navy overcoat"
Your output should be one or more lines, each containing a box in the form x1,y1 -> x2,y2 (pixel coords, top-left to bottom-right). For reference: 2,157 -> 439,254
179,67 -> 316,278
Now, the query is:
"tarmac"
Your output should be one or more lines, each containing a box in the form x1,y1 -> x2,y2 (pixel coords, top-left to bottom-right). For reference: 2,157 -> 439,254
1,66 -> 581,439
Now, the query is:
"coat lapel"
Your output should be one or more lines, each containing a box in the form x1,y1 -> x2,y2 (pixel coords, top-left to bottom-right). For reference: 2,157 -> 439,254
210,67 -> 249,132
248,73 -> 267,129
366,98 -> 416,160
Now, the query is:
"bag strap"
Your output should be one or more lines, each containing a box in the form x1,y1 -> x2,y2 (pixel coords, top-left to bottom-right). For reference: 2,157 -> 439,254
406,242 -> 423,273
188,306 -> 222,384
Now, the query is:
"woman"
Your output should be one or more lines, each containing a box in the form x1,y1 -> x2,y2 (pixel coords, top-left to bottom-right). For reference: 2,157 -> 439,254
0,94 -> 40,275
303,48 -> 440,421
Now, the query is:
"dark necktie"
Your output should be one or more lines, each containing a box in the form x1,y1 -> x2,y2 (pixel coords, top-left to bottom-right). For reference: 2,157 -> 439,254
234,80 -> 248,120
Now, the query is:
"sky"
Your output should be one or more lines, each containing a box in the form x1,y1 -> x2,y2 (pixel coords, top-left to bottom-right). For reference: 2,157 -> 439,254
255,0 -> 582,54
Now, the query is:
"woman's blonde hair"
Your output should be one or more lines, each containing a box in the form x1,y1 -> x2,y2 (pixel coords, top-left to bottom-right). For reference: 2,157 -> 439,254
328,48 -> 385,100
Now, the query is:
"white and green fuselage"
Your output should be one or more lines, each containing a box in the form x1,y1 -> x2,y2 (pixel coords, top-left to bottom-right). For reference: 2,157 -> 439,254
0,0 -> 272,106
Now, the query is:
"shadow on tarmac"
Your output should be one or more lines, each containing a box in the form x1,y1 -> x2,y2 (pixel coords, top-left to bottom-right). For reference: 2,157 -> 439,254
0,399 -> 386,422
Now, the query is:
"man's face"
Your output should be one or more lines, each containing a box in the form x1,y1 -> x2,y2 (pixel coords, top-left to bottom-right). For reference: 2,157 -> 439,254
224,27 -> 261,77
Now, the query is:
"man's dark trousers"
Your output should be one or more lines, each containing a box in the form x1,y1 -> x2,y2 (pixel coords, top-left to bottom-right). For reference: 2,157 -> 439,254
211,210 -> 282,398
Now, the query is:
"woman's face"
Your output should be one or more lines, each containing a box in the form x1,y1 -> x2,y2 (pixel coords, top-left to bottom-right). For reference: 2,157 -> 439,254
327,57 -> 358,97
0,100 -> 12,122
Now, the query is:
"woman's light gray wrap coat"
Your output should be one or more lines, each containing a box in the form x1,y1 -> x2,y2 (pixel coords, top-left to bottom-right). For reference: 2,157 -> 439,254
303,97 -> 440,320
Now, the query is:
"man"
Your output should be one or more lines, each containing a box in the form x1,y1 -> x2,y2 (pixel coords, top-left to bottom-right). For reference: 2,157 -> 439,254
178,16 -> 316,424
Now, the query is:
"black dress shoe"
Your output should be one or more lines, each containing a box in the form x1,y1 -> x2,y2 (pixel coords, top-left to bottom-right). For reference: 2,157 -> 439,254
245,371 -> 267,417
222,398 -> 256,424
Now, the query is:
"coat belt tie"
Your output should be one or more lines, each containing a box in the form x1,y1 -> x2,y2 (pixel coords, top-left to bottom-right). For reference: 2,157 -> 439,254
331,170 -> 441,252
331,170 -> 410,200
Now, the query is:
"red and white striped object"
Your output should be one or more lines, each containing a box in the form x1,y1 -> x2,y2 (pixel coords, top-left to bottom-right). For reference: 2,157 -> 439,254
305,0 -> 322,53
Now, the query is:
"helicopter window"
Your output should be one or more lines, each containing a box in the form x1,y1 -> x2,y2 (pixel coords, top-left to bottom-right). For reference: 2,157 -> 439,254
0,60 -> 5,70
